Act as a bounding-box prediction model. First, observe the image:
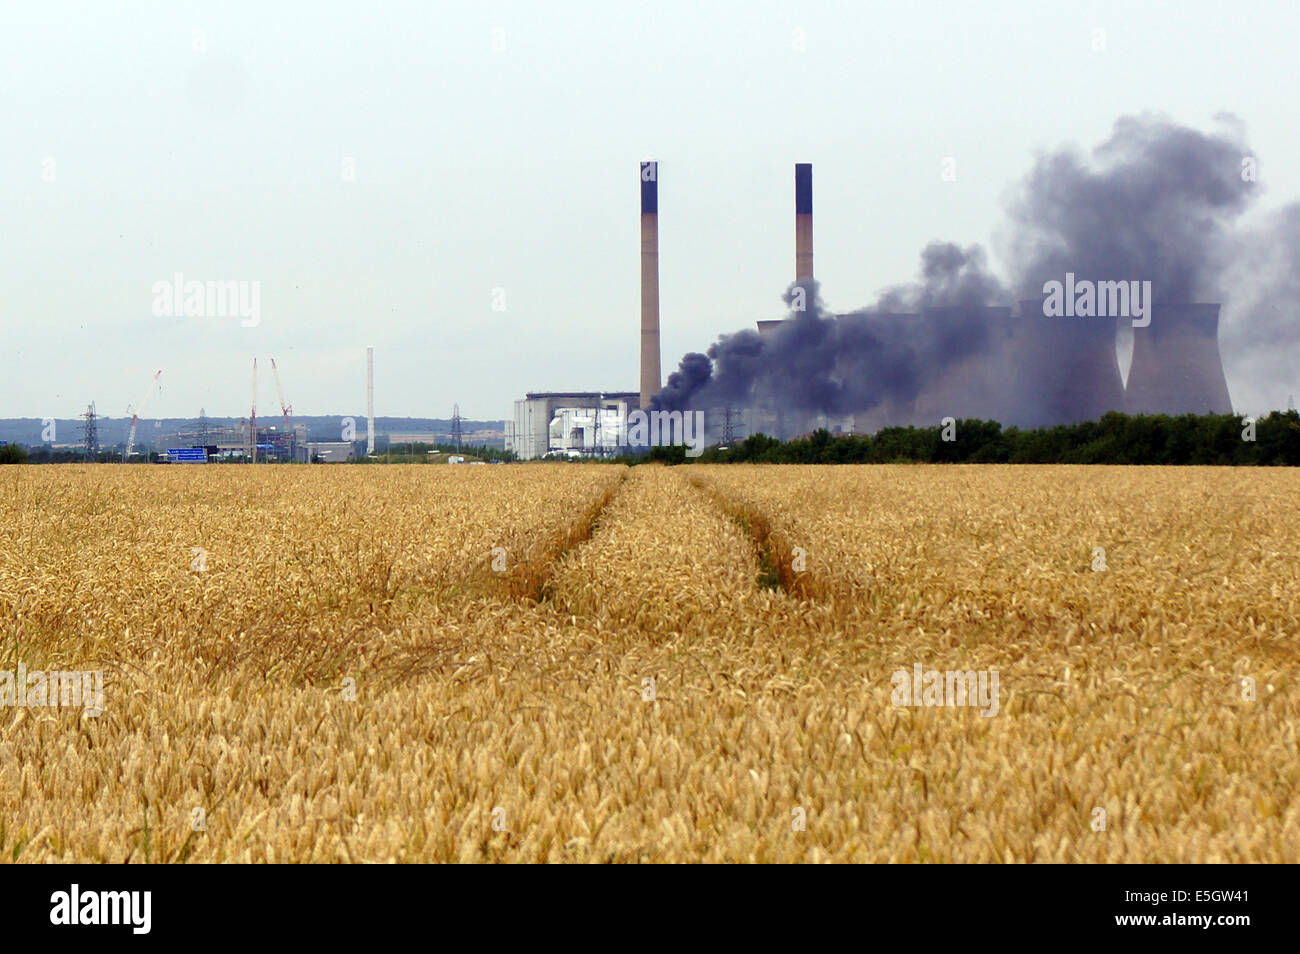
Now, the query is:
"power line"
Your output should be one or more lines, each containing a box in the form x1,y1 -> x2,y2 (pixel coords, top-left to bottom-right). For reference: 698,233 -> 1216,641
81,403 -> 98,462
722,405 -> 736,446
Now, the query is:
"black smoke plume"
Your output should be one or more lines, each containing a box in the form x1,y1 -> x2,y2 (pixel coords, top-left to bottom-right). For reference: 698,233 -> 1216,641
651,242 -> 1006,417
1220,203 -> 1300,412
1001,113 -> 1254,302
653,114 -> 1297,424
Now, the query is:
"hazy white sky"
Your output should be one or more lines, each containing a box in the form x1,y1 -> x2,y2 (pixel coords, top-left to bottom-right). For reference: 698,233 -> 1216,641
4,0 -> 1298,419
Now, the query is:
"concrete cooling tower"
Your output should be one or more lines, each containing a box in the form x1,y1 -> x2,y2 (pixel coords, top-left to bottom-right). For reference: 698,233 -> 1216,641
1124,303 -> 1233,416
1011,301 -> 1127,428
911,306 -> 1016,426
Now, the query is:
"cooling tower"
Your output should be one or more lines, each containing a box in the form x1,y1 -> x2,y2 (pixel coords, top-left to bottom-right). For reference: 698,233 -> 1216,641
795,163 -> 813,280
911,307 -> 1017,426
1125,303 -> 1232,415
640,161 -> 661,410
1012,300 -> 1126,428
366,346 -> 375,455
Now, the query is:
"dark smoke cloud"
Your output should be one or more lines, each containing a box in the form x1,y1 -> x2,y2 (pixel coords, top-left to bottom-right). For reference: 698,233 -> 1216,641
653,113 -> 1297,423
871,241 -> 1008,313
652,351 -> 713,412
652,242 -> 1006,417
1001,113 -> 1256,302
1224,204 -> 1300,348
1220,203 -> 1300,411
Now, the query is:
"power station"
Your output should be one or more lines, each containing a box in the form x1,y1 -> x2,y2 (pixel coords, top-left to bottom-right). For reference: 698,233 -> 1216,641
21,156 -> 1249,465
500,158 -> 1237,456
739,165 -> 1231,440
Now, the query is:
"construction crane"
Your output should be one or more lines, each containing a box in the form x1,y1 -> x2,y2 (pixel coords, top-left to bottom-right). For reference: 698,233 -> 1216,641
270,358 -> 292,429
250,358 -> 258,463
125,370 -> 163,460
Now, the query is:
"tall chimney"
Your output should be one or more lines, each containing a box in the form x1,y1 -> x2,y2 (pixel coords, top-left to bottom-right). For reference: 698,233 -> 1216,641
795,163 -> 813,280
366,346 -> 375,455
640,161 -> 660,410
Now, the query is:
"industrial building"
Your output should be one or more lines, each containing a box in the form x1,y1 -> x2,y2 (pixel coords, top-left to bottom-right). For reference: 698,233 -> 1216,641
153,424 -> 354,464
506,392 -> 638,459
158,422 -> 307,462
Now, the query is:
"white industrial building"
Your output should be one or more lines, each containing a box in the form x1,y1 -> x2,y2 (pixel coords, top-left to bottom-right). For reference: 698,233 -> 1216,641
506,392 -> 638,460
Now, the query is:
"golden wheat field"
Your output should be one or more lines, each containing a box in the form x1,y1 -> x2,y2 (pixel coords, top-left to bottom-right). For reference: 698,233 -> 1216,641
0,462 -> 1296,863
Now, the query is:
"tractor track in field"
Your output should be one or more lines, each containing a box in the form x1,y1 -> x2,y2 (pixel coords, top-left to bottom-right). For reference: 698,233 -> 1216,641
685,473 -> 828,601
503,470 -> 629,605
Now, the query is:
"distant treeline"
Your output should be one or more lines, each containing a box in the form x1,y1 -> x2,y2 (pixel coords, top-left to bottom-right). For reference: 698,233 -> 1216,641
7,412 -> 1299,467
647,411 -> 1300,466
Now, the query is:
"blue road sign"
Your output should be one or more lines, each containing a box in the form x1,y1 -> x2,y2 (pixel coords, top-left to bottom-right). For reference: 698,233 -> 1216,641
167,448 -> 208,463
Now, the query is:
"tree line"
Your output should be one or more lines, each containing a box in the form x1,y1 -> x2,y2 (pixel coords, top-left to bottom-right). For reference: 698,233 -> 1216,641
6,412 -> 1299,466
649,411 -> 1300,466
